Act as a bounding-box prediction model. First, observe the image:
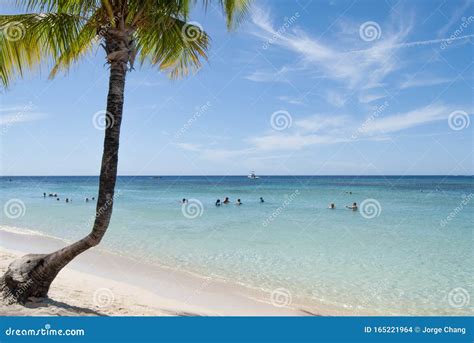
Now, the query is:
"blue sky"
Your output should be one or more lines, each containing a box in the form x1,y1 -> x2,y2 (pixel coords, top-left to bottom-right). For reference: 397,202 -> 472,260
1,0 -> 473,175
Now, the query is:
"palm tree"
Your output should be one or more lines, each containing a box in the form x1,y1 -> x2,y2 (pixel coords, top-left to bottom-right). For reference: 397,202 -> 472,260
0,0 -> 250,303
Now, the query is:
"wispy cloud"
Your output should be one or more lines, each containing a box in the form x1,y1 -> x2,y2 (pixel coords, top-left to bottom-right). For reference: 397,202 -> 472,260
361,103 -> 454,134
176,103 -> 471,157
437,0 -> 472,37
0,105 -> 45,127
398,76 -> 456,90
248,5 -> 473,106
249,5 -> 413,91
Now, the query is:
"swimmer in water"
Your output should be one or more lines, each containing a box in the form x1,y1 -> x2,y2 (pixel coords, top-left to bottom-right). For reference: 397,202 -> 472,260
215,199 -> 221,207
223,197 -> 230,204
66,198 -> 69,203
181,198 -> 187,204
329,203 -> 335,209
346,202 -> 357,211
260,197 -> 264,203
236,199 -> 242,205
86,197 -> 89,202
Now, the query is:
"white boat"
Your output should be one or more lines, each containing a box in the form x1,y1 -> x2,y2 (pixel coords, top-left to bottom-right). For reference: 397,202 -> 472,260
247,171 -> 259,179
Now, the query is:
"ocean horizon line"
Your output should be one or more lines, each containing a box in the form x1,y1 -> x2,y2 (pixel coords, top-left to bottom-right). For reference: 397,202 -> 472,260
1,174 -> 473,177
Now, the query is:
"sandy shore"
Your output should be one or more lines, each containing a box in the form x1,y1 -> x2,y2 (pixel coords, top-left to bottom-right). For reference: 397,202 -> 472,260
0,227 -> 309,316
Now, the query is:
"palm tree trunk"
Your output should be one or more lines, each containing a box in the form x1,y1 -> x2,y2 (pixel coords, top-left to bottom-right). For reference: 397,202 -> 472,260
0,38 -> 128,304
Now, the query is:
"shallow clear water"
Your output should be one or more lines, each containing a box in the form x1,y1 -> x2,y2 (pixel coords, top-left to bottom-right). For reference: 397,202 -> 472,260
1,175 -> 473,315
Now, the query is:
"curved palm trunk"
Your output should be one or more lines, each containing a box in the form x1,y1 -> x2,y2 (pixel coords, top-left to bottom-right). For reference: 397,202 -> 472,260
0,35 -> 128,303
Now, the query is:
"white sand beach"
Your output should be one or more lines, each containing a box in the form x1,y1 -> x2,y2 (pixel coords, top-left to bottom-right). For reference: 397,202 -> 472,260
0,227 -> 310,316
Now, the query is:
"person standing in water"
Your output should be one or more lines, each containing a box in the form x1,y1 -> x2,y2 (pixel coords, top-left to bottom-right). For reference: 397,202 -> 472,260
329,203 -> 335,209
260,197 -> 264,203
223,197 -> 230,204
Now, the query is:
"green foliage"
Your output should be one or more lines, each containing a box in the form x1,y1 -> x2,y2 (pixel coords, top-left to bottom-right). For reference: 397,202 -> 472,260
0,0 -> 251,86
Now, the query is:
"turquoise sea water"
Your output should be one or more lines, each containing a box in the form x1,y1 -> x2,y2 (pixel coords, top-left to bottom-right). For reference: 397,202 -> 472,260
1,176 -> 473,315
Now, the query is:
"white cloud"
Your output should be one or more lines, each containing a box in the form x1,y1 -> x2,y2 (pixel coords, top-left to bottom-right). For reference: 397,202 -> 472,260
358,92 -> 387,103
326,90 -> 347,108
0,104 -> 45,127
177,103 -> 470,156
398,76 -> 455,90
248,133 -> 349,151
295,114 -> 350,132
362,104 -> 451,134
250,6 -> 413,90
176,143 -> 202,152
277,95 -> 306,106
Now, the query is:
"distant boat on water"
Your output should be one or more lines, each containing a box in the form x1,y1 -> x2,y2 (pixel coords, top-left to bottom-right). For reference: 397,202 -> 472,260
247,171 -> 259,179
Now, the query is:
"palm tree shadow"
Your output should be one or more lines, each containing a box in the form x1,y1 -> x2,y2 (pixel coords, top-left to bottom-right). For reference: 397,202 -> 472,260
24,298 -> 107,316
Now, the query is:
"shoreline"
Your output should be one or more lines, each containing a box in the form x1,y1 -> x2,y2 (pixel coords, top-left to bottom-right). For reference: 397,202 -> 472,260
0,226 -> 313,316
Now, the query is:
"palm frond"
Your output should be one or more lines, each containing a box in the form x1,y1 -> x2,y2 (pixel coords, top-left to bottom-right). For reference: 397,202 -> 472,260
136,15 -> 209,78
0,13 -> 96,86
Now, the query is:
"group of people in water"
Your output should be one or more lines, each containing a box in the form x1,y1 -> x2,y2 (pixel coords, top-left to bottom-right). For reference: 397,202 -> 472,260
181,197 -> 358,210
329,202 -> 358,210
181,197 -> 265,207
43,192 -> 95,203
